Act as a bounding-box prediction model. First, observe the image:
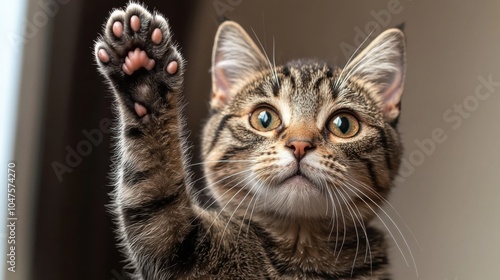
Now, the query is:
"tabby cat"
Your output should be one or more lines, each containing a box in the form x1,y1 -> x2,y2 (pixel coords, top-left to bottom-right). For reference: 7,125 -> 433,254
94,3 -> 406,279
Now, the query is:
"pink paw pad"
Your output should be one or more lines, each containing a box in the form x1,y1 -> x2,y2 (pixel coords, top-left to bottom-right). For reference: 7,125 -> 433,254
98,49 -> 110,63
166,61 -> 178,74
122,48 -> 155,75
112,21 -> 123,37
134,102 -> 147,117
130,15 -> 141,32
151,28 -> 162,44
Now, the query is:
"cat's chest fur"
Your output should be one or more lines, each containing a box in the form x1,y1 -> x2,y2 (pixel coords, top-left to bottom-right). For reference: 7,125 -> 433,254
247,216 -> 387,277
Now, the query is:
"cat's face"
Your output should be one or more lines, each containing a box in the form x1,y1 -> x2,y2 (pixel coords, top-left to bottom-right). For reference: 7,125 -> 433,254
201,22 -> 405,221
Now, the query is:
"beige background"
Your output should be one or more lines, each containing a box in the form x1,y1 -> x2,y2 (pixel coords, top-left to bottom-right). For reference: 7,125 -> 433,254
183,1 -> 500,279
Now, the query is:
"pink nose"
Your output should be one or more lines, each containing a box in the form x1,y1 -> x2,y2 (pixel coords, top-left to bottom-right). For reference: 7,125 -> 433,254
287,140 -> 314,160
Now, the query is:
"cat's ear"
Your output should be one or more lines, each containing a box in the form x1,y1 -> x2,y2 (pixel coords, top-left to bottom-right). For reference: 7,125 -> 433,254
342,28 -> 406,123
211,21 -> 268,110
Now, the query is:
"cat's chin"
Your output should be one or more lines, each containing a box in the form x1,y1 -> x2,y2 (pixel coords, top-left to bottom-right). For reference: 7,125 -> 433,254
255,174 -> 332,219
281,174 -> 316,190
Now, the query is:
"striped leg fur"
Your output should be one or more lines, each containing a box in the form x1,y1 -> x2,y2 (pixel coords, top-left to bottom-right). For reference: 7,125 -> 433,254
94,3 -> 201,279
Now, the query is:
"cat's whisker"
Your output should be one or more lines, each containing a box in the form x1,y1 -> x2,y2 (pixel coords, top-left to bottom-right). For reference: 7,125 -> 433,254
315,170 -> 339,242
202,187 -> 242,243
344,186 -> 372,264
190,167 -> 245,194
342,172 -> 422,258
272,36 -> 280,87
187,159 -> 255,168
334,28 -> 376,91
330,186 -> 347,261
325,187 -> 340,253
242,169 -> 268,236
335,186 -> 362,274
341,181 -> 418,275
337,185 -> 373,273
250,28 -> 280,87
218,173 -> 257,250
196,183 -> 240,242
314,169 -> 344,256
187,169 -> 254,233
195,168 -> 253,209
191,164 -> 252,192
344,174 -> 422,252
325,189 -> 336,238
246,182 -> 262,236
237,181 -> 260,243
337,29 -> 389,91
322,181 -> 331,217
204,172 -> 255,246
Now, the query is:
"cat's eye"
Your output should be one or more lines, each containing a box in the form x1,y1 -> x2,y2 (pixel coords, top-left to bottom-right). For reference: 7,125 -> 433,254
327,112 -> 360,138
249,107 -> 281,132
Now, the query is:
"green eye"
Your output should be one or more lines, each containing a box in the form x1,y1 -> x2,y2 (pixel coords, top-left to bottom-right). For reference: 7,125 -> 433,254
328,112 -> 360,138
250,107 -> 281,131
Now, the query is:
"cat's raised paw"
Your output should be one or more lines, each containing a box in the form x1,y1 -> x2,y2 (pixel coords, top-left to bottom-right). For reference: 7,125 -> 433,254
94,3 -> 184,120
95,3 -> 181,74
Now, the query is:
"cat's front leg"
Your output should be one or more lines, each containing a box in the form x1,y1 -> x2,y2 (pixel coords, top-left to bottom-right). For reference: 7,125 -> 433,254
94,4 -> 202,279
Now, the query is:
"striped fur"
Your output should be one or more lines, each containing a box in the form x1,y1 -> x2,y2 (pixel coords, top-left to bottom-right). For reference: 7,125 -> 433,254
95,3 -> 406,279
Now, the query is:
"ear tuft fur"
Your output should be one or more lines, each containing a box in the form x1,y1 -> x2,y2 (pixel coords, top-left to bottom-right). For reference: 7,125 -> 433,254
210,21 -> 268,110
342,28 -> 406,123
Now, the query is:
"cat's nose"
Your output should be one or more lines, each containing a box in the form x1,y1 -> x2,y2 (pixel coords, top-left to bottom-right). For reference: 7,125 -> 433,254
286,140 -> 314,160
